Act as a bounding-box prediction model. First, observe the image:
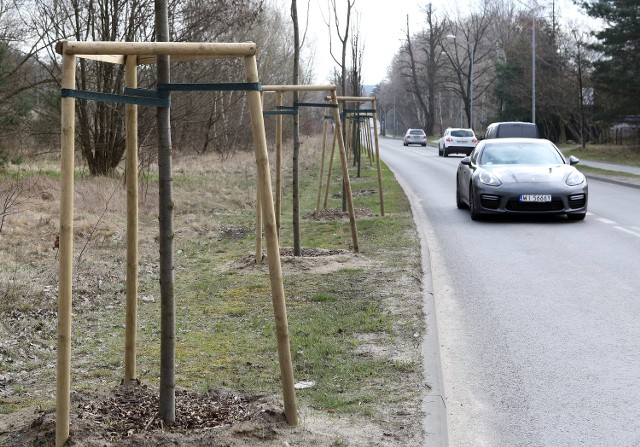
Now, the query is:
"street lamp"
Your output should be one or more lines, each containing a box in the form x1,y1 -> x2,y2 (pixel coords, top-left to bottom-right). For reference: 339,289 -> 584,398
446,34 -> 474,130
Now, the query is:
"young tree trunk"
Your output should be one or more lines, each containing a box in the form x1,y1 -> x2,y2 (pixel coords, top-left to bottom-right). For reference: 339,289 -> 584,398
155,0 -> 176,426
291,0 -> 301,256
329,0 -> 354,211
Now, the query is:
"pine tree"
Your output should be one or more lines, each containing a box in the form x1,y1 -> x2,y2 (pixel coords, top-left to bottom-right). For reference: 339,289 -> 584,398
581,0 -> 640,115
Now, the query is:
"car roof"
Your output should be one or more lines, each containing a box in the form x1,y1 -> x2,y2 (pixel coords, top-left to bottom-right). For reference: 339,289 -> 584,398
488,121 -> 535,125
481,137 -> 552,144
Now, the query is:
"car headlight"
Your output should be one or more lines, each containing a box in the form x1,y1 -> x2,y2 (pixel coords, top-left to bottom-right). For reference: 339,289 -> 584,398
566,170 -> 585,186
479,170 -> 502,186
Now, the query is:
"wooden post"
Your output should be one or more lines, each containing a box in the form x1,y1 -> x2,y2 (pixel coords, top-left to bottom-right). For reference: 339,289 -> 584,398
244,55 -> 298,426
323,130 -> 337,209
56,51 -> 76,447
372,99 -> 385,216
365,118 -> 374,166
330,92 -> 359,253
275,91 -> 283,236
255,185 -> 262,264
333,96 -> 385,217
315,104 -> 329,214
124,55 -> 139,380
255,91 -> 265,263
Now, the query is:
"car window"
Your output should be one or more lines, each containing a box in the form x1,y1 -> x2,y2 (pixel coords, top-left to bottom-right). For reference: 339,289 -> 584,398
451,130 -> 474,137
410,130 -> 425,135
497,125 -> 538,138
470,147 -> 480,165
479,143 -> 564,165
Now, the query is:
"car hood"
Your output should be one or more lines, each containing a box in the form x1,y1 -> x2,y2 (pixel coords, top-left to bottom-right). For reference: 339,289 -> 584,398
482,164 -> 574,183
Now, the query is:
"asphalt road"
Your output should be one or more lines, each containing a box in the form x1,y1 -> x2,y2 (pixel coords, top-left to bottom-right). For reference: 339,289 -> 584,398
378,137 -> 640,447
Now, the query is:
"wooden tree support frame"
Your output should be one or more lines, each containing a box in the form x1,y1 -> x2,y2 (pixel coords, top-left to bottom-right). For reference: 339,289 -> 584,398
55,40 -> 297,447
260,85 -> 360,256
332,96 -> 385,216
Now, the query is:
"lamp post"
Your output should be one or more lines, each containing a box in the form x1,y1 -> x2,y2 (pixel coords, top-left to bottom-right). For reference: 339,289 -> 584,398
515,0 -> 538,124
446,34 -> 474,130
531,13 -> 536,124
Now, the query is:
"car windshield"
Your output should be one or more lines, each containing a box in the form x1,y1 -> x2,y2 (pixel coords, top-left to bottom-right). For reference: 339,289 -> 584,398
451,130 -> 474,137
410,130 -> 425,135
479,142 -> 565,165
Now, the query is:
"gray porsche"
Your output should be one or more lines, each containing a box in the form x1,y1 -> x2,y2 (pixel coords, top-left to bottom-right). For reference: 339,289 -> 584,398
456,138 -> 588,221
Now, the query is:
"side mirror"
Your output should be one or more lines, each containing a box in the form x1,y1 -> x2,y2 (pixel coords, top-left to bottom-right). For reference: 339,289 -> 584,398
568,155 -> 580,165
461,156 -> 472,166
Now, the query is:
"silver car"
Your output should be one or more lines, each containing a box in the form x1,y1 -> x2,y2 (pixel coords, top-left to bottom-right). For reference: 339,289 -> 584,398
403,128 -> 427,147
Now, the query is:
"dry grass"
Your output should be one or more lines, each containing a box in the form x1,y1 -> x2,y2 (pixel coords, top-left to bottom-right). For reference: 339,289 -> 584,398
0,139 -> 426,446
561,142 -> 640,167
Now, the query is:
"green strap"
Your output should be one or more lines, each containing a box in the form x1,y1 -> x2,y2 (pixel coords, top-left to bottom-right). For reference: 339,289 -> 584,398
61,88 -> 169,107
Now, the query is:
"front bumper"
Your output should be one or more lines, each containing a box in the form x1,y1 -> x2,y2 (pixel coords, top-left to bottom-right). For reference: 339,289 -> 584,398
474,182 -> 588,215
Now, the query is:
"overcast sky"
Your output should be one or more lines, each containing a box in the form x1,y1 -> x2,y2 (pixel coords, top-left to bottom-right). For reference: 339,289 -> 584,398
294,0 -> 597,86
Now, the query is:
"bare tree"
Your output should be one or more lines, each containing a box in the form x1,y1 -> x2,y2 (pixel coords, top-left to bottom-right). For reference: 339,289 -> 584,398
402,17 -> 430,133
328,0 -> 355,97
0,1 -> 58,156
349,22 -> 364,176
33,0 -> 157,176
420,4 -> 447,135
327,0 -> 355,211
440,6 -> 496,129
0,174 -> 37,233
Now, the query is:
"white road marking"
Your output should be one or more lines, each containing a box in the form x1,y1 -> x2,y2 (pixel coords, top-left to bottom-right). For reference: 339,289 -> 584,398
596,217 -> 618,225
614,226 -> 640,238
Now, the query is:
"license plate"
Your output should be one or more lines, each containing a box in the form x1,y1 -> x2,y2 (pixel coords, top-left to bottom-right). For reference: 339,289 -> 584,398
520,194 -> 551,202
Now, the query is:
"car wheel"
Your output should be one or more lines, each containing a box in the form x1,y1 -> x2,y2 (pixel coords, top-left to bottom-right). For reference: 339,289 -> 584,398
438,145 -> 442,156
422,143 -> 427,147
567,212 -> 586,221
456,177 -> 467,209
469,185 -> 481,220
403,142 -> 408,146
443,147 -> 448,157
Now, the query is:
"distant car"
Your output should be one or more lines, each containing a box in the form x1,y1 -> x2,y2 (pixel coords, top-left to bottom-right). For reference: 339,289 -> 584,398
456,138 -> 588,221
403,129 -> 427,146
439,128 -> 478,157
482,121 -> 539,139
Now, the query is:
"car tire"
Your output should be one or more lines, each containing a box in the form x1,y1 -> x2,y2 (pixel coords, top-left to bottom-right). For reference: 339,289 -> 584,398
422,143 -> 427,147
443,147 -> 448,157
403,142 -> 408,146
438,145 -> 442,156
456,177 -> 467,209
469,185 -> 481,220
567,212 -> 586,221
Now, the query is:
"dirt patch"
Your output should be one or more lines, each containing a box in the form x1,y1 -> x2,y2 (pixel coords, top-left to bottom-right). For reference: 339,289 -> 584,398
304,207 -> 378,220
1,384 -> 418,447
1,384 -> 290,446
231,248 -> 376,275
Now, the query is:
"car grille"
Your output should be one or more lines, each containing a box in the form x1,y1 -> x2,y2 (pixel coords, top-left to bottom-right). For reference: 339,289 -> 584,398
506,197 -> 564,212
480,194 -> 500,209
568,194 -> 586,209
